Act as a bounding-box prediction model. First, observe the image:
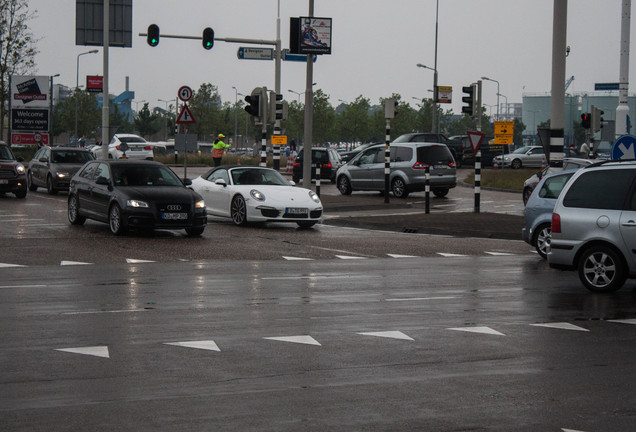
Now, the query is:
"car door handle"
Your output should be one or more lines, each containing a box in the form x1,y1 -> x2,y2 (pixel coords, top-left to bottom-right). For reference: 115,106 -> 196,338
622,220 -> 636,227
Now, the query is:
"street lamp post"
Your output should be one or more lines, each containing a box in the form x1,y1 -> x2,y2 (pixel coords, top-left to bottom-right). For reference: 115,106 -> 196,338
481,76 -> 500,121
49,73 -> 60,143
232,86 -> 238,149
497,93 -> 508,121
416,63 -> 438,133
75,49 -> 98,141
288,89 -> 302,104
238,92 -> 249,147
158,98 -> 177,141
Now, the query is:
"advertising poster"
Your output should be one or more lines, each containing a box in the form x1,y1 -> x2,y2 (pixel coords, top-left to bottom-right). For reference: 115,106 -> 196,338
10,76 -> 50,108
299,17 -> 332,55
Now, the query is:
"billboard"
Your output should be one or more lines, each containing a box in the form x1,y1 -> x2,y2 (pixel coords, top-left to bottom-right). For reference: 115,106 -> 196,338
10,76 -> 50,108
75,0 -> 133,48
86,75 -> 103,93
290,17 -> 332,55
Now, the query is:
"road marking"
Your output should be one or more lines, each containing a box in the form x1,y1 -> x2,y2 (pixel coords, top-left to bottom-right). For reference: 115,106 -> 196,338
437,252 -> 467,257
264,335 -> 321,346
0,284 -> 46,289
335,255 -> 367,260
165,340 -> 220,352
282,256 -> 314,261
358,331 -> 414,341
386,296 -> 457,302
447,326 -> 505,336
387,254 -> 419,258
608,319 -> 636,325
485,251 -> 515,256
60,260 -> 92,266
126,258 -> 156,263
531,322 -> 589,332
55,346 -> 110,358
0,263 -> 25,268
62,309 -> 148,315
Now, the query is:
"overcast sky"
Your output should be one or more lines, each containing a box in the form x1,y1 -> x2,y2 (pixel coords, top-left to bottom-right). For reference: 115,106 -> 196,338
27,0 -> 636,115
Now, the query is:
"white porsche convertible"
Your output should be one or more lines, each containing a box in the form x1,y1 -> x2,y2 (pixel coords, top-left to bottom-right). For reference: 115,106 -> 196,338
189,166 -> 323,227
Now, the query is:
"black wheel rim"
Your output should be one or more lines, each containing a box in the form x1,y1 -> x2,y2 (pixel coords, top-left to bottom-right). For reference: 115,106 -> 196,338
231,197 -> 246,225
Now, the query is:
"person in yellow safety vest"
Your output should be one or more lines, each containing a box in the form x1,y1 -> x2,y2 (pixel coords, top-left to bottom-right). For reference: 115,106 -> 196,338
212,133 -> 230,167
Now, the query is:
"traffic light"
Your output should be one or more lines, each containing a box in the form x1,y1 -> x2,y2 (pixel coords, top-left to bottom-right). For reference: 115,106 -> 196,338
202,27 -> 214,50
581,113 -> 591,129
269,92 -> 287,122
245,87 -> 267,125
244,93 -> 260,117
462,85 -> 475,116
591,105 -> 604,133
147,24 -> 160,47
385,98 -> 398,119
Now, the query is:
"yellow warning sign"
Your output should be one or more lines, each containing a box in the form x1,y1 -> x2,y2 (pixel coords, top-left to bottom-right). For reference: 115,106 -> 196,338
270,135 -> 287,145
494,121 -> 514,135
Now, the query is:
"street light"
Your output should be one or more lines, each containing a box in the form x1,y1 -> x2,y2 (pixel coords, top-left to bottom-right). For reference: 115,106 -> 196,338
238,92 -> 249,147
481,76 -> 500,121
416,63 -> 438,133
75,49 -> 98,140
158,98 -> 176,141
288,89 -> 303,104
133,100 -> 146,111
232,86 -> 238,149
497,93 -> 508,120
49,73 -> 60,142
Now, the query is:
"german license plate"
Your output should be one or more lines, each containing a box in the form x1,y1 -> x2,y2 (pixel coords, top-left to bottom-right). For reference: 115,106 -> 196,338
0,179 -> 8,184
162,212 -> 187,220
286,207 -> 308,215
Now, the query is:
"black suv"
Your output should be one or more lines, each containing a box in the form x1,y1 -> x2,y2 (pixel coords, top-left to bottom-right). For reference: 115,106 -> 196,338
0,142 -> 27,199
292,147 -> 343,183
394,133 -> 463,168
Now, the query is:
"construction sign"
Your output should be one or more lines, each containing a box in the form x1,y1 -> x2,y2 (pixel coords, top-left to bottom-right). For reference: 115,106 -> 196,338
494,121 -> 514,145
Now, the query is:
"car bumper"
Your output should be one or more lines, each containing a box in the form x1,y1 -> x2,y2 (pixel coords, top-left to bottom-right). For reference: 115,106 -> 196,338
123,209 -> 207,230
547,240 -> 577,270
248,205 -> 323,223
0,176 -> 27,193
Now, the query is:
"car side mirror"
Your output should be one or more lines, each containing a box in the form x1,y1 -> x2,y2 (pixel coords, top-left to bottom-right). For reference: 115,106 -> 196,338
39,157 -> 48,163
183,178 -> 192,186
214,178 -> 227,187
289,180 -> 296,186
95,176 -> 110,185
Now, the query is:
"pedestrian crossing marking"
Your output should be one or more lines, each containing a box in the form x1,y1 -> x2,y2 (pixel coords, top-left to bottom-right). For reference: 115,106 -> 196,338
55,346 -> 110,358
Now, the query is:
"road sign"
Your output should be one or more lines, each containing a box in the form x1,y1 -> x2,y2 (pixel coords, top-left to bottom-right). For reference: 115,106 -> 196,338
494,121 -> 514,145
437,86 -> 452,104
467,130 -> 485,154
11,132 -> 49,145
11,108 -> 49,131
282,49 -> 317,62
178,86 -> 193,102
237,47 -> 274,60
271,135 -> 287,145
595,82 -> 620,91
176,103 -> 195,124
612,134 -> 636,160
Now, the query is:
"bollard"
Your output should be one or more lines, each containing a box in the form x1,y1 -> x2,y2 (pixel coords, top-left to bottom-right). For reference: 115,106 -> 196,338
315,163 -> 321,197
425,166 -> 430,214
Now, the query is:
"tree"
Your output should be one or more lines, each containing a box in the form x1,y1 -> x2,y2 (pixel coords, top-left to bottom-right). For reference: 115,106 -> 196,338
51,90 -> 101,139
311,89 -> 335,145
336,95 -> 370,144
0,0 -> 39,141
134,102 -> 161,138
188,83 -> 222,141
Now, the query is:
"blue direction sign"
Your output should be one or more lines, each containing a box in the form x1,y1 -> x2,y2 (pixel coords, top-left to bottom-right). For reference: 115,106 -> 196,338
595,82 -> 620,91
282,49 -> 317,63
612,134 -> 636,160
237,47 -> 274,60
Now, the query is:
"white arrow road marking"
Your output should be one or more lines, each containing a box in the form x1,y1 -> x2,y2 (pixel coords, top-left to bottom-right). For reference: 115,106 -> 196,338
282,256 -> 314,261
335,255 -> 367,260
264,335 -> 321,346
55,346 -> 110,358
447,326 -> 505,336
562,428 -> 588,432
126,258 -> 156,263
358,331 -> 414,341
531,322 -> 589,332
0,263 -> 25,268
60,261 -> 92,266
485,251 -> 515,256
437,253 -> 468,257
387,254 -> 419,258
608,318 -> 636,325
164,340 -> 220,352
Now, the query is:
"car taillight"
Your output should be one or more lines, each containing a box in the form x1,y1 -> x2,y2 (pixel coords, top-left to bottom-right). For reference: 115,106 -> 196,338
448,161 -> 456,168
413,162 -> 430,170
551,213 -> 561,233
144,146 -> 152,150
293,161 -> 301,167
116,145 -> 121,150
324,163 -> 332,169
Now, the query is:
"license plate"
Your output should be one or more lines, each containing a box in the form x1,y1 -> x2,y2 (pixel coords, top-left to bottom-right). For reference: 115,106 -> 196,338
0,179 -> 7,184
286,207 -> 308,215
162,212 -> 187,220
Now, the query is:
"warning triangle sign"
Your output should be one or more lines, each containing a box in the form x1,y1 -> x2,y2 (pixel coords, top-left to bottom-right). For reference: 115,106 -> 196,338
467,130 -> 486,155
176,103 -> 196,124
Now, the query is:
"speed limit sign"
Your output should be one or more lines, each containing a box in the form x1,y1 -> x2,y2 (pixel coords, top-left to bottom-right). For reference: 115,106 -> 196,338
178,86 -> 193,102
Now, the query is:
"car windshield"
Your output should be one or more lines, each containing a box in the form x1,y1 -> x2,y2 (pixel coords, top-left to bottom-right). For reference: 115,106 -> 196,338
231,168 -> 288,185
0,146 -> 16,161
51,150 -> 94,164
111,165 -> 183,187
512,146 -> 533,154
118,136 -> 147,144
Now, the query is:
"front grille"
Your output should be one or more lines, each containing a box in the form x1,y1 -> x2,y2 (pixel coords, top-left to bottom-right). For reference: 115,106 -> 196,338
260,208 -> 280,218
158,203 -> 191,212
283,212 -> 308,219
310,209 -> 323,218
0,169 -> 16,179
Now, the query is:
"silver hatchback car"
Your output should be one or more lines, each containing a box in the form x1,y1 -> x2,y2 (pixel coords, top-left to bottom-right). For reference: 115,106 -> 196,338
548,161 -> 636,292
335,142 -> 456,198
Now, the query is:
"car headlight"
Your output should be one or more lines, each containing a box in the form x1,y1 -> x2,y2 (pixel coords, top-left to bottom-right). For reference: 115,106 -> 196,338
16,164 -> 25,175
195,199 -> 205,209
127,199 -> 149,208
308,190 -> 321,204
250,189 -> 265,201
56,172 -> 69,178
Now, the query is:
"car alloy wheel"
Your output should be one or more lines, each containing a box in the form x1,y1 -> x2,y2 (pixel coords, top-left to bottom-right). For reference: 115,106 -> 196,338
337,176 -> 352,195
109,203 -> 125,235
578,245 -> 626,293
533,223 -> 551,259
391,177 -> 409,198
231,195 -> 247,226
511,159 -> 522,169
68,194 -> 86,225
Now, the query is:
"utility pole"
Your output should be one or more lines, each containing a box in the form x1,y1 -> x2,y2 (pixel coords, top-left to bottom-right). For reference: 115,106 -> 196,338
549,0 -> 567,166
616,0 -> 631,137
302,0 -> 315,189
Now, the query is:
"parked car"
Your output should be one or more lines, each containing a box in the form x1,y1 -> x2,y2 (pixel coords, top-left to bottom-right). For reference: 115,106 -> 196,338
522,170 -> 577,259
190,166 -> 322,228
27,146 -> 94,194
67,160 -> 207,236
90,134 -> 154,160
0,142 -> 27,199
292,147 -> 343,183
548,160 -> 636,292
393,133 -> 464,167
335,141 -> 456,198
521,157 -> 594,205
492,145 -> 544,169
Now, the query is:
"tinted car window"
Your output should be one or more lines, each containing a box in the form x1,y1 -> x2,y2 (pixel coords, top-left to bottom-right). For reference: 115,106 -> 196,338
390,146 -> 412,162
538,172 -> 574,199
206,168 -> 230,184
416,145 -> 453,165
563,170 -> 635,210
79,162 -> 98,179
52,150 -> 94,164
94,163 -> 111,182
